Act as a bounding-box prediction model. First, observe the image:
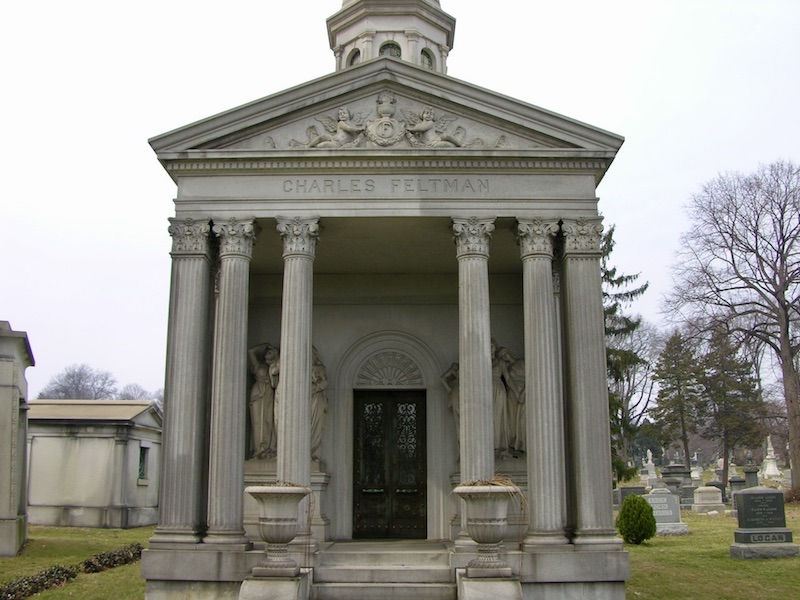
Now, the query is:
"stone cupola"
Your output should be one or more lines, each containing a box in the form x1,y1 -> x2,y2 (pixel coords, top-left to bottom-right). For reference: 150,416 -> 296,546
327,0 -> 455,73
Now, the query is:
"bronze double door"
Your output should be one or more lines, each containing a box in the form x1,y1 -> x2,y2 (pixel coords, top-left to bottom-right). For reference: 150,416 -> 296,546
353,390 -> 427,539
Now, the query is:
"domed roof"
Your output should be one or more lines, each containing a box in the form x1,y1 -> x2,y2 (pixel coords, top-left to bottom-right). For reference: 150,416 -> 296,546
328,0 -> 455,73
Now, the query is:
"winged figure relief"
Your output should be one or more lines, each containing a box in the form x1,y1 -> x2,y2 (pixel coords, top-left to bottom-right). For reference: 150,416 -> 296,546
403,106 -> 483,148
290,107 -> 372,148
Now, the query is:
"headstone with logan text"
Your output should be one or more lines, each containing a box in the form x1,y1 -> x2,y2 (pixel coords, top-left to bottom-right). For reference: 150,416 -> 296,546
730,487 -> 799,559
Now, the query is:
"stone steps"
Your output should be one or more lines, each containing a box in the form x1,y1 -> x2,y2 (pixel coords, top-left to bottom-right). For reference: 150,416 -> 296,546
311,541 -> 456,600
312,582 -> 457,600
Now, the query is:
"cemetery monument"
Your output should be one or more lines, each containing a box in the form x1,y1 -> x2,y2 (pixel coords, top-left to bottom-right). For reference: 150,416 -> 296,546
141,1 -> 629,598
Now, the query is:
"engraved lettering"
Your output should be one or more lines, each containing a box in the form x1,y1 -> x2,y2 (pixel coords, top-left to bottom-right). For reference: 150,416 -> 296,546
324,179 -> 334,193
365,179 -> 375,192
444,179 -> 457,193
284,180 -> 293,192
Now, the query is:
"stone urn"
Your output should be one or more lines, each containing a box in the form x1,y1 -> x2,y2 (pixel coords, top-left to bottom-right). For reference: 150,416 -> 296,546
453,483 -> 519,578
245,485 -> 311,577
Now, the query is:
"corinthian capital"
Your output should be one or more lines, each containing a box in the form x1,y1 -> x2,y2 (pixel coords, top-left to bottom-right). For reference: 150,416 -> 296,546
516,219 -> 559,259
212,218 -> 258,258
452,217 -> 495,259
276,217 -> 320,258
561,217 -> 604,255
168,218 -> 211,256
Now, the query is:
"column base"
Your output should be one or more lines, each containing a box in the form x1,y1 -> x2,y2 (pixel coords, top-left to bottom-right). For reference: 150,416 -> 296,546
203,530 -> 251,550
571,529 -> 622,552
150,528 -> 204,546
520,530 -> 570,552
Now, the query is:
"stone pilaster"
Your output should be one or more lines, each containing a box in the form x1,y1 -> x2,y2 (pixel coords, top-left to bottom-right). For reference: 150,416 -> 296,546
561,217 -> 620,549
452,217 -> 495,484
275,217 -> 319,490
152,218 -> 213,545
516,219 -> 569,549
205,218 -> 258,546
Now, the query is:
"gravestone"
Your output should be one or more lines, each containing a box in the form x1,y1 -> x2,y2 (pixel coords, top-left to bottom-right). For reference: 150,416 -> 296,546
706,480 -> 727,503
743,465 -> 759,488
644,489 -> 688,536
692,485 -> 725,513
662,477 -> 681,495
759,436 -> 783,479
730,487 -> 799,558
679,484 -> 697,509
729,476 -> 746,497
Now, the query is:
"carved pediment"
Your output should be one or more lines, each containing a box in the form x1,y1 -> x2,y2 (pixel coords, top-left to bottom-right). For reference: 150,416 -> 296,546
221,89 -> 528,151
150,59 -> 623,157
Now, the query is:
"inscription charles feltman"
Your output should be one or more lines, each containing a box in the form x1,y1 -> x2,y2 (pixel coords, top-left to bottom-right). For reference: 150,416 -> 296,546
283,177 -> 489,195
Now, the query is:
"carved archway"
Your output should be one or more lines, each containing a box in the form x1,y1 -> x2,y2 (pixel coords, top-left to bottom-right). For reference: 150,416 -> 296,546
329,331 -> 451,540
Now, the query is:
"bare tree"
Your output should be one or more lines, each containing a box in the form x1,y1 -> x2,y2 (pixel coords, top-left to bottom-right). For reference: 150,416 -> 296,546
667,160 -> 800,485
38,363 -> 118,399
117,383 -> 152,400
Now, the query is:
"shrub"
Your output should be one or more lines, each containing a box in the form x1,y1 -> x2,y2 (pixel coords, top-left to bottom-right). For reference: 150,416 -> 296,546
80,543 -> 143,573
617,494 -> 657,544
0,565 -> 76,600
0,543 -> 143,600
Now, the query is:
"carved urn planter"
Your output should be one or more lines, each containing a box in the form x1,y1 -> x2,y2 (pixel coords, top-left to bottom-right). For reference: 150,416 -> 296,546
245,485 -> 311,577
453,484 -> 519,578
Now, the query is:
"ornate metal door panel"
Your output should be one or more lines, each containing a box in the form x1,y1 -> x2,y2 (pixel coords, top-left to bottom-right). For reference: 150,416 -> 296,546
353,390 -> 427,539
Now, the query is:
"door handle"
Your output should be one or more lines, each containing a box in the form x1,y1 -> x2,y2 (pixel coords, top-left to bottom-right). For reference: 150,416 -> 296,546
396,489 -> 418,494
362,488 -> 384,494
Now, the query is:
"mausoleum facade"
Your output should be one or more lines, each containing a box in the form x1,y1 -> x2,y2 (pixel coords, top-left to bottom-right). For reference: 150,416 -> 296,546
143,1 -> 630,598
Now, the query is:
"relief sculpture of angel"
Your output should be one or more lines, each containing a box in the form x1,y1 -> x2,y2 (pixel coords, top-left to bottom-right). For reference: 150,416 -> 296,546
404,106 -> 482,148
291,106 -> 371,148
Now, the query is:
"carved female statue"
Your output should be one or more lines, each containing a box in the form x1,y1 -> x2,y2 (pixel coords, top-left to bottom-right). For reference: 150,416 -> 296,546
440,362 -> 460,444
310,347 -> 328,461
491,340 -> 518,455
248,343 -> 278,459
499,349 -> 526,454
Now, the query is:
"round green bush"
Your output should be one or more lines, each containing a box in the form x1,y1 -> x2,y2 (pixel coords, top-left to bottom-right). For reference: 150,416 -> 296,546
617,494 -> 657,544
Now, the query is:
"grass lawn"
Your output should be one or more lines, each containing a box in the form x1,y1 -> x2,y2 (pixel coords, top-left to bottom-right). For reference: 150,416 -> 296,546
3,510 -> 799,599
0,525 -> 154,600
624,504 -> 800,599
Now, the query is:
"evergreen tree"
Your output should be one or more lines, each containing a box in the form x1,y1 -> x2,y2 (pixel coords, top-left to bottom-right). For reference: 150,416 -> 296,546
651,332 -> 705,468
601,225 -> 651,480
701,327 -> 767,485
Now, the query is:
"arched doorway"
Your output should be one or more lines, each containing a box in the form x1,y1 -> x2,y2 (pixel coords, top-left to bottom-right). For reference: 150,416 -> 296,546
331,331 -> 452,540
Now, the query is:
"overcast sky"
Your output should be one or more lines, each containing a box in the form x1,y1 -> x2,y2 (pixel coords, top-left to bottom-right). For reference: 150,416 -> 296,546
3,0 -> 799,398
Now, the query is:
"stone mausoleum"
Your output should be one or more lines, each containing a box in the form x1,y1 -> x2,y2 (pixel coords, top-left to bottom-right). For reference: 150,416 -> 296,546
142,1 -> 629,598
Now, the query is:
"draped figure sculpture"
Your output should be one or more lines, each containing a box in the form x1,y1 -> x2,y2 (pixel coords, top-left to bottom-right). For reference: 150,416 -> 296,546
491,340 -> 519,457
248,343 -> 279,459
440,362 -> 460,446
310,346 -> 328,461
499,348 -> 526,454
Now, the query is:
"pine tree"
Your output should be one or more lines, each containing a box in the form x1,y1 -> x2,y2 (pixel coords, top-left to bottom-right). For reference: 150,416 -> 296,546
701,327 -> 766,485
602,225 -> 651,480
651,332 -> 705,467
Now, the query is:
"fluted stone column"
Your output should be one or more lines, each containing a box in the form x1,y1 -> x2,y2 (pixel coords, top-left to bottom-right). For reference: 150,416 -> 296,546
452,217 -> 495,484
517,219 -> 569,549
276,217 -> 319,503
152,218 -> 213,545
561,217 -> 620,549
205,218 -> 258,546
